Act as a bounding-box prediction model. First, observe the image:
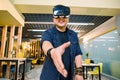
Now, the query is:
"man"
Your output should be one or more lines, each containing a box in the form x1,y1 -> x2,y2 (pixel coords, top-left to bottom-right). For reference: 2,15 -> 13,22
40,4 -> 83,80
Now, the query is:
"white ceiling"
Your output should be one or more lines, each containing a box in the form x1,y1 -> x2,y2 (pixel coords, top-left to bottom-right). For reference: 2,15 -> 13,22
0,0 -> 118,42
13,0 -> 120,16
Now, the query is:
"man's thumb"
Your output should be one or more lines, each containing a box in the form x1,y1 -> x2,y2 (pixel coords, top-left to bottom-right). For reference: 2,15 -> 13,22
61,41 -> 71,49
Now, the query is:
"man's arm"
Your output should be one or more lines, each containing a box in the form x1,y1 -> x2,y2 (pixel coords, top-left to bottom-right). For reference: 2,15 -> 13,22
42,41 -> 53,55
42,41 -> 71,77
74,55 -> 83,80
75,55 -> 82,68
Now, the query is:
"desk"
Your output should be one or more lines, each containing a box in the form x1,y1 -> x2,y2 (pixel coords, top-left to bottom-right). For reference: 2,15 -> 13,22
82,63 -> 101,80
0,58 -> 26,80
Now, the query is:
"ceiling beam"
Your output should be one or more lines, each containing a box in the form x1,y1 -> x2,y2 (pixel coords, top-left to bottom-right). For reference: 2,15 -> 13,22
13,0 -> 120,8
13,0 -> 120,16
81,16 -> 117,42
0,0 -> 24,26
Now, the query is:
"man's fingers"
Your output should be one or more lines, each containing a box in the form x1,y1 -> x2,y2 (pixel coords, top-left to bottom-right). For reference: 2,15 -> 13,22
57,55 -> 64,69
62,69 -> 68,77
51,42 -> 70,78
57,66 -> 68,77
57,57 -> 68,77
54,56 -> 68,77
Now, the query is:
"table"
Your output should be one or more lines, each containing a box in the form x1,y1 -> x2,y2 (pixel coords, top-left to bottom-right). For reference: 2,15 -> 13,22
0,58 -> 26,80
82,63 -> 101,80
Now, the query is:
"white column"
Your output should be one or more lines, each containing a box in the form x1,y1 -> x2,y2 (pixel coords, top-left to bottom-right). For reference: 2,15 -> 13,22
0,25 -> 8,58
8,26 -> 15,58
16,26 -> 23,58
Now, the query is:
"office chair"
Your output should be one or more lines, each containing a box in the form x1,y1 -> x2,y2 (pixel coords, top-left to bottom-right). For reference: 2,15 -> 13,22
88,63 -> 103,80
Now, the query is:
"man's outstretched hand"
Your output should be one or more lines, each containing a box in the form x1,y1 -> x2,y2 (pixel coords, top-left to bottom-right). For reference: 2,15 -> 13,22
50,41 -> 71,77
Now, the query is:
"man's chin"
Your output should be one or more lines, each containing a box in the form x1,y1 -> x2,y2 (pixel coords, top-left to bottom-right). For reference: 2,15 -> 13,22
58,24 -> 67,27
58,26 -> 65,28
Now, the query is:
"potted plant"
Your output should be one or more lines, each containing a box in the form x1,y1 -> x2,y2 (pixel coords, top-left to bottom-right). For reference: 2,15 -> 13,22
86,52 -> 89,59
85,52 -> 90,64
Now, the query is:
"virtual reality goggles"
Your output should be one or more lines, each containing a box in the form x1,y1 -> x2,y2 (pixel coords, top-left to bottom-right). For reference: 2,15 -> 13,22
53,15 -> 70,19
53,5 -> 70,16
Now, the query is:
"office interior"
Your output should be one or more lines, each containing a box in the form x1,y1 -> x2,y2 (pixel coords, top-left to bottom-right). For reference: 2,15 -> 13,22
0,0 -> 120,80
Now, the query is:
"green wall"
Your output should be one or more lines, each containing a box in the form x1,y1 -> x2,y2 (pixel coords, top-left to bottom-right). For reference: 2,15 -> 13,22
81,30 -> 120,79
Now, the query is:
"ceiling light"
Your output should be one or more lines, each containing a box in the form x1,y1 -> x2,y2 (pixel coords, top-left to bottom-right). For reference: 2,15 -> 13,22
27,29 -> 83,33
68,23 -> 94,25
25,22 -> 95,25
100,36 -> 115,39
27,29 -> 46,32
34,35 -> 42,37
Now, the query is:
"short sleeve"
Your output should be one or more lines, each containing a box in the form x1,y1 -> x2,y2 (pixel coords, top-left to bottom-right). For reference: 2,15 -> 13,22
75,33 -> 83,56
40,30 -> 53,49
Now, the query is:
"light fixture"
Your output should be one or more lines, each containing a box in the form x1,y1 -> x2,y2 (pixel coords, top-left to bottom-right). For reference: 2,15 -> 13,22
100,36 -> 115,39
68,23 -> 94,25
25,22 -> 95,26
27,29 -> 46,32
34,35 -> 42,37
28,29 -> 84,33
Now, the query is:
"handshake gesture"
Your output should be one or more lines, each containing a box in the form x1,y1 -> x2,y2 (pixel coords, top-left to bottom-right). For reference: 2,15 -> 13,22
50,41 -> 71,77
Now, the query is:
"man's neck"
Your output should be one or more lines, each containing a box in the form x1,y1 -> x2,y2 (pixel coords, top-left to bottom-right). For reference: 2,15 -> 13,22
56,26 -> 67,32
